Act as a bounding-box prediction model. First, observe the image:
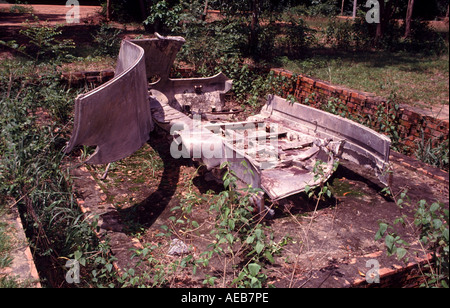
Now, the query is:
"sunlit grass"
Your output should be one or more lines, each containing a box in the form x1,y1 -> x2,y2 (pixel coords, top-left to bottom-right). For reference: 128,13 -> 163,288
279,50 -> 449,107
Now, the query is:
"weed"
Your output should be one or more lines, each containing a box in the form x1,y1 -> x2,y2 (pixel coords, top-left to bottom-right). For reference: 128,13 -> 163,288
375,187 -> 449,288
415,129 -> 449,171
0,221 -> 13,270
19,18 -> 75,64
92,23 -> 122,57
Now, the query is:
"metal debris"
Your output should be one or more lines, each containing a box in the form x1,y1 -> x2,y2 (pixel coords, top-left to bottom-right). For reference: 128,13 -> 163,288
64,40 -> 152,164
65,34 -> 391,207
168,238 -> 190,256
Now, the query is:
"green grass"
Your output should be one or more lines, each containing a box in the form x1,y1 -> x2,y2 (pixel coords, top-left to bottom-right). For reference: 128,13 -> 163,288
278,50 -> 449,108
0,213 -> 19,288
0,222 -> 12,269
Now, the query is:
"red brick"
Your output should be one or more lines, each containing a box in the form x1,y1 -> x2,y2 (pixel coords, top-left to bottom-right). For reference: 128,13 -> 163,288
301,77 -> 315,86
432,130 -> 445,138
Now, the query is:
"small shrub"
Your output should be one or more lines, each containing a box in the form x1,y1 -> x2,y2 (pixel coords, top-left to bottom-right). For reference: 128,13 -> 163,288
18,18 -> 75,63
376,189 -> 449,288
92,23 -> 122,57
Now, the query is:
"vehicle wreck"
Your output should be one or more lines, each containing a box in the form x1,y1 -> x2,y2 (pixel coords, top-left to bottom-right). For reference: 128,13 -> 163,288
65,34 -> 391,212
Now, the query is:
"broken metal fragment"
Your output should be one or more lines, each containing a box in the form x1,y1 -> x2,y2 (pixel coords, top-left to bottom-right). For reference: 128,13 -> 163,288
130,35 -> 232,114
65,40 -> 152,164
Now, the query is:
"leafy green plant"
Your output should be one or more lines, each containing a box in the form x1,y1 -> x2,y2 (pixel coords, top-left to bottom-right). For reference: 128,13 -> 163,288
273,15 -> 316,58
156,162 -> 289,288
196,163 -> 288,287
0,221 -> 13,271
18,18 -> 75,64
375,188 -> 449,288
92,23 -> 122,57
415,129 -> 449,171
143,0 -> 183,35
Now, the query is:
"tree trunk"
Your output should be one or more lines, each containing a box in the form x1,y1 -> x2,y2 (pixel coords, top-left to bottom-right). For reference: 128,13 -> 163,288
352,0 -> 357,19
202,0 -> 209,21
341,0 -> 345,16
250,0 -> 260,55
139,0 -> 147,21
106,0 -> 110,21
404,0 -> 415,38
375,0 -> 385,41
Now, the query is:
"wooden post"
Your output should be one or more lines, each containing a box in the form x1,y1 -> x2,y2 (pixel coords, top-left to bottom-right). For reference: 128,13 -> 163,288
202,0 -> 209,21
106,0 -> 110,21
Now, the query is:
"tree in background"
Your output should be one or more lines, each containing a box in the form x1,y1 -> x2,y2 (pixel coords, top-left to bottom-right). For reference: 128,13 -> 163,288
404,0 -> 415,38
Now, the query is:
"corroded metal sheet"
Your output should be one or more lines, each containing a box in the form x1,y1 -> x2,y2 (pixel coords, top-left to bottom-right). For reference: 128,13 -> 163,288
65,40 -> 152,164
206,117 -> 343,201
257,95 -> 391,186
153,93 -> 390,201
242,94 -> 391,200
131,35 -> 232,113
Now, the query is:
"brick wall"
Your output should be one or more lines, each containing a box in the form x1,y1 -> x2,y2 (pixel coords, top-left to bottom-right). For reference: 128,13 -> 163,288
271,68 -> 449,156
61,69 -> 115,87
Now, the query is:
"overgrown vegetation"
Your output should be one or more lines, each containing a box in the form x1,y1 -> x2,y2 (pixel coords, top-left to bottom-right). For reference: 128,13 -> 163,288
0,218 -> 16,287
376,186 -> 449,288
115,164 -> 290,288
0,21 -> 115,287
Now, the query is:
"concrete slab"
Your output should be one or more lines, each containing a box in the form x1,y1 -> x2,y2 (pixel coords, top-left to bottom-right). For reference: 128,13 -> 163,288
0,205 -> 41,287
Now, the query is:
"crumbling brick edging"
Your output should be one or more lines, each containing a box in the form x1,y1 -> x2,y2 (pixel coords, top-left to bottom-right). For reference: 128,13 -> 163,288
350,251 -> 433,288
271,68 -> 449,156
69,164 -> 144,276
61,70 -> 115,87
390,151 -> 449,184
0,205 -> 41,287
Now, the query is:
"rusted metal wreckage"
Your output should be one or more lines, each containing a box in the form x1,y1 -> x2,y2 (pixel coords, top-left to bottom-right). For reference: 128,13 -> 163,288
65,34 -> 391,212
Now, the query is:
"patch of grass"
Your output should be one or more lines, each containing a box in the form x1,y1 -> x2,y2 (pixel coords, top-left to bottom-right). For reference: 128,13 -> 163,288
59,55 -> 116,73
0,221 -> 13,269
329,178 -> 365,198
279,50 -> 449,108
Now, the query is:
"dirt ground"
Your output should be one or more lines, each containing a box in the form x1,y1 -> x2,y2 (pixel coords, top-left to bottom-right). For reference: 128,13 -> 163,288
67,127 -> 449,288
